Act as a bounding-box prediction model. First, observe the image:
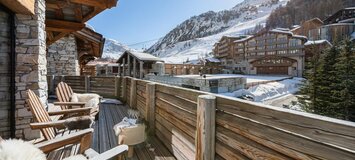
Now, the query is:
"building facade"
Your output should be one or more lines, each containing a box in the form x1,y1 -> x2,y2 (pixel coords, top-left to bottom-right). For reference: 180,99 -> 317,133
309,7 -> 355,42
213,29 -> 307,77
0,0 -> 117,140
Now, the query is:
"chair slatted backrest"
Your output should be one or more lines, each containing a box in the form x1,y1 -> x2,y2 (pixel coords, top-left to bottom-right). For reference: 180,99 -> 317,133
56,82 -> 74,110
26,90 -> 56,140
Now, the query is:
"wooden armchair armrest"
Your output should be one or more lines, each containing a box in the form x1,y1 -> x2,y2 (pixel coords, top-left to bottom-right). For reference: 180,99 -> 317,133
90,145 -> 128,160
30,120 -> 66,130
54,102 -> 86,106
48,108 -> 92,116
35,128 -> 94,154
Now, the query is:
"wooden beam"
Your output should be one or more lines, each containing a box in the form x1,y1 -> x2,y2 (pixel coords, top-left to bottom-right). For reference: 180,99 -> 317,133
70,0 -> 107,8
74,5 -> 83,21
196,95 -> 216,160
46,19 -> 85,32
82,7 -> 103,22
1,0 -> 35,15
47,32 -> 69,46
55,9 -> 64,19
129,78 -> 137,108
146,83 -> 156,135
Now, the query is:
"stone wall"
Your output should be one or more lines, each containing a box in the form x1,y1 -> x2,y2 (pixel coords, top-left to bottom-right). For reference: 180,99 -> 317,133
15,0 -> 47,139
0,9 -> 11,138
47,34 -> 80,76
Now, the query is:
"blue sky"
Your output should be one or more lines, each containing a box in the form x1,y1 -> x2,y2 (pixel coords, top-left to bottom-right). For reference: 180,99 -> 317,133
88,0 -> 242,49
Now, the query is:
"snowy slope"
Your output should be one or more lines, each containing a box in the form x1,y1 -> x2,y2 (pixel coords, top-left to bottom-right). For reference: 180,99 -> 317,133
102,39 -> 134,59
149,0 -> 289,63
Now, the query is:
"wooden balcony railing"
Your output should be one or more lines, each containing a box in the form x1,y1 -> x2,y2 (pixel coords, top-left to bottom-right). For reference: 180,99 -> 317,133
47,75 -> 355,160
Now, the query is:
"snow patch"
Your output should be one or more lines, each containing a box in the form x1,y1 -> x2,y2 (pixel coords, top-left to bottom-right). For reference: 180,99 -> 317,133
222,77 -> 304,102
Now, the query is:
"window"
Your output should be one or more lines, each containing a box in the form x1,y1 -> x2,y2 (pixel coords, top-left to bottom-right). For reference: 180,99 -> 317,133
278,50 -> 287,54
289,39 -> 301,46
267,51 -> 276,55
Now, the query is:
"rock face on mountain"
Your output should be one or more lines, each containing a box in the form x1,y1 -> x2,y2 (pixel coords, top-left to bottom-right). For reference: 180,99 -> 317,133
147,0 -> 287,57
102,39 -> 132,59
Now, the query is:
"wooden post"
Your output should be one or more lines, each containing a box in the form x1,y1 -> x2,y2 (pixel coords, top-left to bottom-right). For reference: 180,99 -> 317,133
129,78 -> 137,108
117,63 -> 121,76
146,83 -> 156,135
196,95 -> 216,160
122,77 -> 127,103
127,55 -> 131,77
85,76 -> 90,93
133,58 -> 137,78
139,61 -> 144,79
50,75 -> 55,94
115,76 -> 121,98
122,58 -> 126,76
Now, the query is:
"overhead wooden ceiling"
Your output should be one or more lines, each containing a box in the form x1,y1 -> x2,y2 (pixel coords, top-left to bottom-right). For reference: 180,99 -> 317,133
75,26 -> 105,65
45,0 -> 117,45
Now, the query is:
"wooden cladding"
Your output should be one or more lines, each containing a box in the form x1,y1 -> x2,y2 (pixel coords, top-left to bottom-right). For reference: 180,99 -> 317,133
1,0 -> 35,15
47,75 -> 355,160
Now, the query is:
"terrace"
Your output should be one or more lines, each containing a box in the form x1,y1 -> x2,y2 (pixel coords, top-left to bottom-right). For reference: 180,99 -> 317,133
1,0 -> 355,159
44,75 -> 355,159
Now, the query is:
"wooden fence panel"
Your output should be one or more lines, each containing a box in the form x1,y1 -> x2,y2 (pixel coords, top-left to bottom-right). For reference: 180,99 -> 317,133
215,96 -> 355,160
154,84 -> 199,160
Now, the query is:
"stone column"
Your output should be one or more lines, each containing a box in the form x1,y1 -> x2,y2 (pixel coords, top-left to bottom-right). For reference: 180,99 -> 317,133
122,58 -> 126,76
139,61 -> 144,79
15,0 -> 47,140
133,58 -> 137,78
47,34 -> 78,76
127,55 -> 131,77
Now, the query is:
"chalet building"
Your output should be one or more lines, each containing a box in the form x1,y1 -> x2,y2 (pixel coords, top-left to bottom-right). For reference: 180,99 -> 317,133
309,7 -> 355,42
213,29 -> 307,76
116,51 -> 164,79
213,36 -> 242,66
291,18 -> 324,40
0,0 -> 117,140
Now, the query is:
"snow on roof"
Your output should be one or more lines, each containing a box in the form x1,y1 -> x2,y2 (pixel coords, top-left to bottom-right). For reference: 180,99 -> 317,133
234,36 -> 253,43
270,29 -> 293,35
119,51 -> 163,62
344,7 -> 355,10
305,40 -> 332,46
292,35 -> 308,40
185,59 -> 201,65
206,57 -> 221,63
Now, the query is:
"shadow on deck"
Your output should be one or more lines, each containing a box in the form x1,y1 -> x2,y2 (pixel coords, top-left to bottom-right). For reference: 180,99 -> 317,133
92,102 -> 176,160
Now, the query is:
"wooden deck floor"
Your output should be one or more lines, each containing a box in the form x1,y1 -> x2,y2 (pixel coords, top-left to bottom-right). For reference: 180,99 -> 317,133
92,102 -> 176,160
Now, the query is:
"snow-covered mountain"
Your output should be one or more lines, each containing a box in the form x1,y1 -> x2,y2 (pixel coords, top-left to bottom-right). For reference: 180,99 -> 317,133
102,39 -> 133,59
147,0 -> 289,63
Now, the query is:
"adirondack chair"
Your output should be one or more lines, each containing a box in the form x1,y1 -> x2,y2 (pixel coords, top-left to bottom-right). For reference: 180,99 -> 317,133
35,129 -> 129,160
26,89 -> 93,141
56,82 -> 99,117
0,132 -> 128,160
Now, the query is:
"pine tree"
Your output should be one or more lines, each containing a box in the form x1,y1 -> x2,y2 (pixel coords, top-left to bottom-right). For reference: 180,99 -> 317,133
314,44 -> 341,117
333,39 -> 355,120
298,45 -> 323,112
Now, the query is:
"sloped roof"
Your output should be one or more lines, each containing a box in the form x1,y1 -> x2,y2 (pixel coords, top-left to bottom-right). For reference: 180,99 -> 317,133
305,40 -> 332,46
117,50 -> 163,63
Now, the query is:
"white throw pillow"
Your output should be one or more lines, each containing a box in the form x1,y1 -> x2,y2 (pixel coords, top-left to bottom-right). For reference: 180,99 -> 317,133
0,139 -> 46,160
85,98 -> 100,108
71,93 -> 79,102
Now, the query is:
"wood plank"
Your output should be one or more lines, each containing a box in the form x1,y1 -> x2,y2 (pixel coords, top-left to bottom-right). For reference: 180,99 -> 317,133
155,110 -> 195,139
216,112 -> 355,159
216,96 -> 355,151
216,126 -> 290,160
215,141 -> 249,160
155,98 -> 196,127
46,19 -> 85,32
156,91 -> 196,115
156,84 -> 204,103
1,0 -> 35,14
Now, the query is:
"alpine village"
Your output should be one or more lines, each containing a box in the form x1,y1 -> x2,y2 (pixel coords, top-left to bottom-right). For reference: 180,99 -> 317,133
0,0 -> 355,160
